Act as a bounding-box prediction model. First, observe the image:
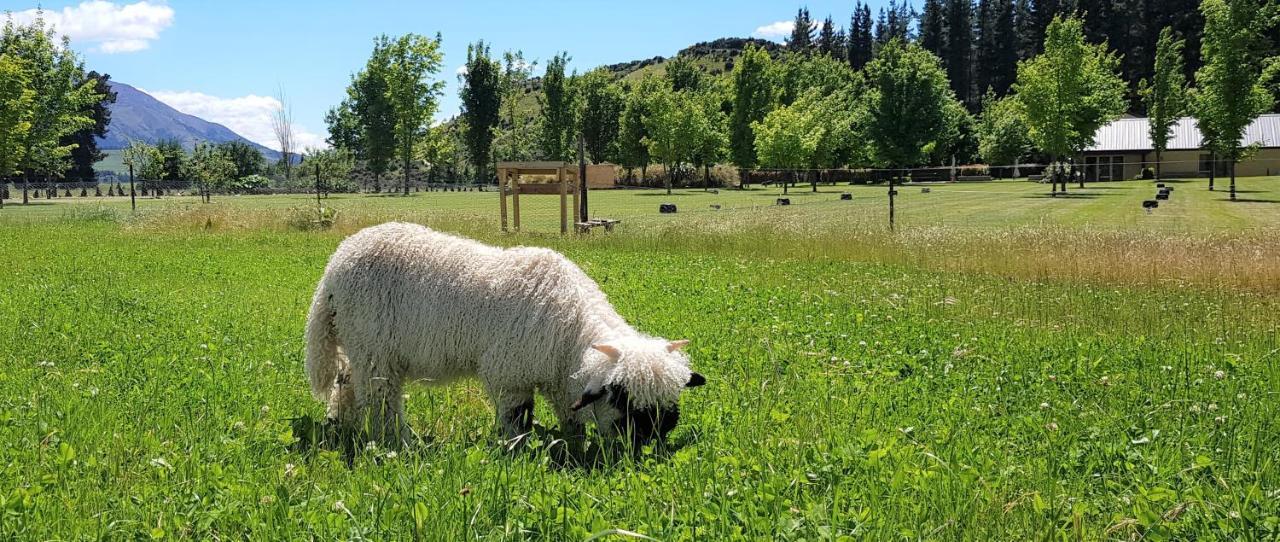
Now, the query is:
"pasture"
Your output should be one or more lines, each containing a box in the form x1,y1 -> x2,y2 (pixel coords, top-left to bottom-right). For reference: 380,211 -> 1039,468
1,179 -> 1278,539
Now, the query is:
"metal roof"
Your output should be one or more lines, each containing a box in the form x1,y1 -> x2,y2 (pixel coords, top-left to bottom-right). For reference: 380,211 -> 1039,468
1086,114 -> 1280,152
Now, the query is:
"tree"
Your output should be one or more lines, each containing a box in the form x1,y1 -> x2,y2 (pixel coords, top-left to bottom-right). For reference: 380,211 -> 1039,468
578,68 -> 624,164
665,55 -> 704,92
460,40 -> 502,182
305,146 -> 355,193
848,2 -> 875,70
689,87 -> 729,189
1140,27 -> 1188,181
499,51 -> 536,128
920,0 -> 946,57
1013,15 -> 1126,194
494,50 -> 538,163
121,139 -> 161,204
385,33 -> 445,196
976,0 -> 1019,96
1,14 -> 100,204
864,39 -> 958,173
752,104 -> 820,194
155,139 -> 185,183
0,52 -> 34,205
218,140 -> 265,179
271,87 -> 295,184
350,36 -> 397,192
788,8 -> 815,53
324,99 -> 361,153
618,80 -> 653,181
943,0 -> 976,107
416,124 -> 457,184
729,44 -> 776,187
1192,0 -> 1274,200
817,17 -> 843,58
62,71 -> 115,184
642,81 -> 700,194
185,143 -> 235,203
538,52 -> 576,161
976,91 -> 1032,169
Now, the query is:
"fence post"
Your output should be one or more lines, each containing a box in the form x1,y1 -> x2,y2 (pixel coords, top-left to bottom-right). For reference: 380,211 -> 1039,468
129,164 -> 136,212
888,174 -> 896,231
578,134 -> 588,221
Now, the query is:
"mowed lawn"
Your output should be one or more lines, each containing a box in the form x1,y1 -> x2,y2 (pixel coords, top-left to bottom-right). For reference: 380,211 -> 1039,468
4,176 -> 1280,233
0,178 -> 1278,539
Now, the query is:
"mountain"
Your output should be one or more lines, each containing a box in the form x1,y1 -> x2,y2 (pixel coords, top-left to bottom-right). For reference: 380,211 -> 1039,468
99,82 -> 280,161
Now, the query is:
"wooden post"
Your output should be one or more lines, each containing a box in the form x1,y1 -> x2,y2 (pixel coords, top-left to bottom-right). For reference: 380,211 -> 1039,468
578,134 -> 588,221
499,168 -> 508,232
128,164 -> 136,212
559,165 -> 568,235
572,174 -> 580,227
504,171 -> 514,231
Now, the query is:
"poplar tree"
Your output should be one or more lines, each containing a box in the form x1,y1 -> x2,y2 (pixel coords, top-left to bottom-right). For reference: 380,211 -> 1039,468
385,33 -> 445,195
728,44 -> 775,187
1140,27 -> 1188,181
460,40 -> 502,182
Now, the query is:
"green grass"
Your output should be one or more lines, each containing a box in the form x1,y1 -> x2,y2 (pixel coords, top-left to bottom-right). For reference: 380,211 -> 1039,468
1,180 -> 1278,539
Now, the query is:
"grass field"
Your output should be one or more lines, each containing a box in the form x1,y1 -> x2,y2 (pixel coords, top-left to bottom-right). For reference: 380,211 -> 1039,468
1,178 -> 1278,539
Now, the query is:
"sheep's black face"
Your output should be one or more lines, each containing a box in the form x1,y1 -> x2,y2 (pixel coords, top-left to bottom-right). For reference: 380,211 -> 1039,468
605,385 -> 680,445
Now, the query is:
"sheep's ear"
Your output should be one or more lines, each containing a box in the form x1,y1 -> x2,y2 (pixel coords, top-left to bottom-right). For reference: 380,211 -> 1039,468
591,343 -> 622,360
687,372 -> 706,388
667,339 -> 690,352
571,387 -> 607,411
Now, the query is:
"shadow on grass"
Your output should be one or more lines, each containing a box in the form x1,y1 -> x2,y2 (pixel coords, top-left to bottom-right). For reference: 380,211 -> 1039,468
1022,192 -> 1105,199
288,413 -> 694,471
1223,198 -> 1280,203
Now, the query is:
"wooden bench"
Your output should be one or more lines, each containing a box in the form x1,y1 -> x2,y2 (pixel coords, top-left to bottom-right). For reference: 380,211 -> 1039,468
957,175 -> 993,182
575,218 -> 621,233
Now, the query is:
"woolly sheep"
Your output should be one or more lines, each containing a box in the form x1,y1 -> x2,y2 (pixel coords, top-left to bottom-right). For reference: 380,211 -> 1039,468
304,222 -> 705,447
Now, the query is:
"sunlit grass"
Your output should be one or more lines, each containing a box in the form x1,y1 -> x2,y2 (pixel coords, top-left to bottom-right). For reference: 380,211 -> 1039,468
1,178 -> 1278,538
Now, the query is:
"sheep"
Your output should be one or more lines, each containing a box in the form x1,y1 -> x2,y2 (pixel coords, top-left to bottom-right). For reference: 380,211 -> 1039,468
304,222 -> 705,448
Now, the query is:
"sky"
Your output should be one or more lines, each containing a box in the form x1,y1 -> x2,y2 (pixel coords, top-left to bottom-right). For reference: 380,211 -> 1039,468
3,0 -> 898,152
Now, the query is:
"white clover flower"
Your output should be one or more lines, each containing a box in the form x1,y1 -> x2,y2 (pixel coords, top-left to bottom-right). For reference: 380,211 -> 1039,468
1040,402 -> 1050,410
1213,370 -> 1225,380
1045,422 -> 1059,431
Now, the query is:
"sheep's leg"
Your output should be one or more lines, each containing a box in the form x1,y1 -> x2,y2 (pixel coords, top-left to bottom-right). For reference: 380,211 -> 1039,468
364,373 -> 409,448
491,389 -> 535,444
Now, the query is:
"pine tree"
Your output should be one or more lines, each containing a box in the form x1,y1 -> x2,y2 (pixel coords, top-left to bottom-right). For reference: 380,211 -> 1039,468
943,0 -> 976,107
818,17 -> 840,57
848,2 -> 876,70
788,8 -> 815,53
989,0 -> 1019,95
1015,0 -> 1038,59
62,71 -> 115,183
920,0 -> 946,57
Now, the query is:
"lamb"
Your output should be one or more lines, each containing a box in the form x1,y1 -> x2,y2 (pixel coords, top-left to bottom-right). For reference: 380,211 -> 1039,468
304,222 -> 705,447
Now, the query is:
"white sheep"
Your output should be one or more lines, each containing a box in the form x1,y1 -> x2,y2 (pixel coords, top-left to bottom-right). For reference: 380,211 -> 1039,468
304,222 -> 705,447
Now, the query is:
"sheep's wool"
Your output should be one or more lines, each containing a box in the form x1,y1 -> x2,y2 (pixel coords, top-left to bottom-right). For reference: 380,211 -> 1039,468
304,222 -> 694,438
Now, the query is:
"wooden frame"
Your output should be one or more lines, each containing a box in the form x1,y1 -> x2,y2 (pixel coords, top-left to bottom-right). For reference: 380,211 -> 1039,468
498,161 -> 581,234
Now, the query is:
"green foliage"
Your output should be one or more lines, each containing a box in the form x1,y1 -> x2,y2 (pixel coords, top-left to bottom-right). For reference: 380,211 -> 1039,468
0,14 -> 101,180
864,39 -> 960,169
617,80 -> 652,173
1013,16 -> 1126,162
976,91 -> 1032,165
752,103 -> 821,170
304,147 -> 356,192
62,71 -> 115,183
1141,27 -> 1189,166
787,7 -> 815,53
155,139 -> 186,182
415,124 -> 458,183
1191,0 -> 1274,164
184,142 -> 237,194
350,37 -> 397,185
538,53 -> 576,161
460,41 -> 502,180
120,140 -> 163,181
664,55 -> 704,92
385,33 -> 445,193
324,99 -> 362,154
578,69 -> 624,164
0,52 -> 34,178
217,140 -> 265,179
729,44 -> 776,171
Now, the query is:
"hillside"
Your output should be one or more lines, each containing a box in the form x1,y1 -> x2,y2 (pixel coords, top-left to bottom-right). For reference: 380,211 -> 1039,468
505,37 -> 782,120
99,82 -> 280,161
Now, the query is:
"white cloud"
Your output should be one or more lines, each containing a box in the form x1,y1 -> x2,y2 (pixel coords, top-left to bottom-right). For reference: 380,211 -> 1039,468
456,64 -> 468,76
145,89 -> 328,152
11,1 -> 175,54
753,20 -> 793,41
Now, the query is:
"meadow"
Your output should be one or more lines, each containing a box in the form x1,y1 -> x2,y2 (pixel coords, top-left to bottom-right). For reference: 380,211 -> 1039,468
1,178 -> 1278,539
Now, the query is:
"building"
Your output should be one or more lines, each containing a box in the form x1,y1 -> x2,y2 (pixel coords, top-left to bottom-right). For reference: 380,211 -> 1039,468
1082,114 -> 1280,181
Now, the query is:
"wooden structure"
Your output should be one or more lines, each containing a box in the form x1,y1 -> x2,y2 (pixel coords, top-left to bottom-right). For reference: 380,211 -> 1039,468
498,161 -> 580,234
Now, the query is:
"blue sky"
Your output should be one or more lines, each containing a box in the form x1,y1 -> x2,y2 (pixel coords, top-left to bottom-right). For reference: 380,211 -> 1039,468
4,0 -> 899,151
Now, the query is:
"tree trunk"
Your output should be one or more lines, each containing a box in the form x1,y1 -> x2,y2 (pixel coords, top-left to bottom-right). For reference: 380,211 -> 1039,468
403,149 -> 411,196
22,173 -> 29,205
811,169 -> 818,192
1155,150 -> 1162,181
739,168 -> 748,190
1229,158 -> 1236,201
666,164 -> 673,195
1208,151 -> 1216,191
704,164 -> 710,191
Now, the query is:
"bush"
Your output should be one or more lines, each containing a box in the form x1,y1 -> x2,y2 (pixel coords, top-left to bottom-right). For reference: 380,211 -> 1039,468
231,175 -> 271,192
286,206 -> 339,231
